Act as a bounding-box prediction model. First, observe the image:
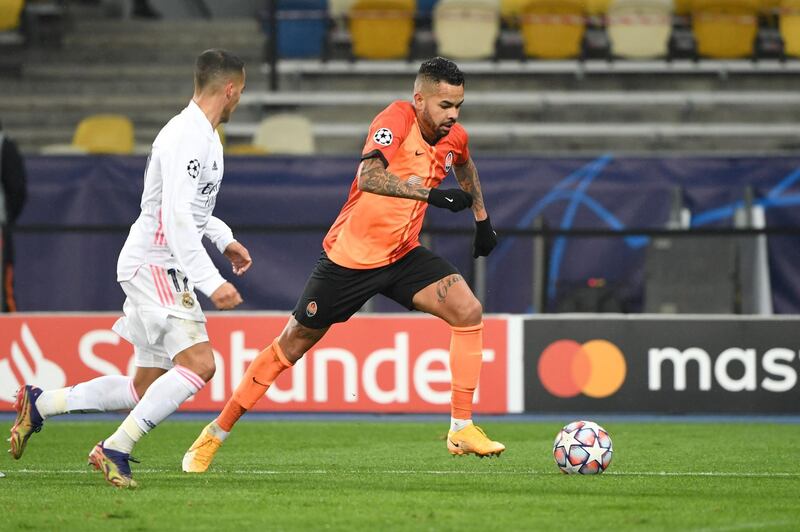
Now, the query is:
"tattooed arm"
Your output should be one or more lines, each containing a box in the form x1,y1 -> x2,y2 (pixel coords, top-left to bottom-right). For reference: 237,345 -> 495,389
357,156 -> 430,201
453,156 -> 488,221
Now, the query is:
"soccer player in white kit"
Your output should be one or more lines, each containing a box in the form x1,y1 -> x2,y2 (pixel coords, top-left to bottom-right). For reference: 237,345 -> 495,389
8,49 -> 251,488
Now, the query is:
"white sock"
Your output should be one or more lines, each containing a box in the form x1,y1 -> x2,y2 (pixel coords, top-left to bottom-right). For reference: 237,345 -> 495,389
105,366 -> 205,454
103,416 -> 144,455
208,420 -> 230,442
450,417 -> 473,432
36,376 -> 139,419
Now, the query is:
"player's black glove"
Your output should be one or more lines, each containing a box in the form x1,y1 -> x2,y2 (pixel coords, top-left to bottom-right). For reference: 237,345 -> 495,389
473,217 -> 497,258
427,188 -> 473,212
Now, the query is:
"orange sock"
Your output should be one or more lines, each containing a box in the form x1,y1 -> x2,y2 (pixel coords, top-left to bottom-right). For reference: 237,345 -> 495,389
216,340 -> 292,431
449,323 -> 484,420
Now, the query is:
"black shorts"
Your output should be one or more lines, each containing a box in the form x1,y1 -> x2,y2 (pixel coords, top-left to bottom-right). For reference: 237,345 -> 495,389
292,247 -> 460,329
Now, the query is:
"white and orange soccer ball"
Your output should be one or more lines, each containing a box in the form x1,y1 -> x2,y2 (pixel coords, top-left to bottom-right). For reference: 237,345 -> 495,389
553,420 -> 613,475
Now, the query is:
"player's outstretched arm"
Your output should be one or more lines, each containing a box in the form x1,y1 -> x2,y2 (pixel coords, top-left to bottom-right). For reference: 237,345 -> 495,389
358,156 -> 472,212
454,157 -> 497,257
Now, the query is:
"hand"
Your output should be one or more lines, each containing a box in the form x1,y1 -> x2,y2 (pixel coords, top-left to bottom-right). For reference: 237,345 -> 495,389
223,241 -> 252,276
427,188 -> 473,212
473,217 -> 497,258
211,282 -> 243,310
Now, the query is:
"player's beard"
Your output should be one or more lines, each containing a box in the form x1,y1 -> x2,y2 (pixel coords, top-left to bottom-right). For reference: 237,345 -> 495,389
421,108 -> 454,142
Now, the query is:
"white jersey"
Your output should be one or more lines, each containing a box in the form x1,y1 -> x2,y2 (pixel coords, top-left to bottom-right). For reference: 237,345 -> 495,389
117,101 -> 235,308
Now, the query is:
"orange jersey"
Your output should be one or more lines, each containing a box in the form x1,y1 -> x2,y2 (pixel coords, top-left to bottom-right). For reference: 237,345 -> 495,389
323,101 -> 470,269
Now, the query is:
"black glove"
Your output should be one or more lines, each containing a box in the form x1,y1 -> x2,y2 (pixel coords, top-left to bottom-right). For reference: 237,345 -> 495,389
473,217 -> 497,258
427,188 -> 473,212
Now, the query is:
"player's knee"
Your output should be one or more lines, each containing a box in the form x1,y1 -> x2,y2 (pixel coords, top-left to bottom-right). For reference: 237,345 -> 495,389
451,296 -> 482,327
177,353 -> 216,382
193,357 -> 216,382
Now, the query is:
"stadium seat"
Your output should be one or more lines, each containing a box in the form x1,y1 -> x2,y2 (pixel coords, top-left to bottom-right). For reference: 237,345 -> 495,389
673,0 -> 690,14
349,0 -> 416,59
0,0 -> 24,30
500,0 -> 529,27
433,0 -> 500,59
417,0 -> 438,19
759,0 -> 781,16
692,0 -> 759,58
329,0 -> 358,20
607,0 -> 673,59
780,0 -> 800,57
226,144 -> 269,155
519,0 -> 587,59
273,0 -> 328,58
253,114 -> 315,155
586,0 -> 614,16
72,114 -> 135,155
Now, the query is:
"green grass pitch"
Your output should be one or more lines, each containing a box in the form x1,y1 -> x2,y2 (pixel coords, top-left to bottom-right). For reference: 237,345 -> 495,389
1,419 -> 799,531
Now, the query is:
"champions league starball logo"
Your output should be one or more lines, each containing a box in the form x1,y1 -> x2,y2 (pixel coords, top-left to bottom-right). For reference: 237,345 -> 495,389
373,128 -> 393,146
187,159 -> 201,179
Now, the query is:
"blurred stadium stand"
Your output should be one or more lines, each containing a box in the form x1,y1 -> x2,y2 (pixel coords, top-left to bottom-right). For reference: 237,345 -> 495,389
1,1 -> 798,315
1,0 -> 799,156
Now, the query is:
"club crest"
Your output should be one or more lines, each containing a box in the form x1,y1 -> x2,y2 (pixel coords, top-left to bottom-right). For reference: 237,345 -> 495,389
444,151 -> 454,172
306,300 -> 318,317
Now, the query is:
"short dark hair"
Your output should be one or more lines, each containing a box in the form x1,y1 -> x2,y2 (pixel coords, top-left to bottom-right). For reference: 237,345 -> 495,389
194,49 -> 245,91
417,57 -> 464,87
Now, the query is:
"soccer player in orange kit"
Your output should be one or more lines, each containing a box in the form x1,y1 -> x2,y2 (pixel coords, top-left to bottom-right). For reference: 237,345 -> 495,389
182,57 -> 503,472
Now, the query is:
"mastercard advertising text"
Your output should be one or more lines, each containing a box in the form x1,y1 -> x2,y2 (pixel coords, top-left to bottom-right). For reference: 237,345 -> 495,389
0,314 -> 510,414
523,317 -> 800,414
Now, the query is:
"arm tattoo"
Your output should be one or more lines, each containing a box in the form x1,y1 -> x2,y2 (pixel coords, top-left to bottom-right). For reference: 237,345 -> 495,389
453,157 -> 485,214
358,157 -> 429,201
435,274 -> 464,303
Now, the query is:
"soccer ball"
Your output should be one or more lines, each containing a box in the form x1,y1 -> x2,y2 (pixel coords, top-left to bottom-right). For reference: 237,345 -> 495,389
553,420 -> 613,474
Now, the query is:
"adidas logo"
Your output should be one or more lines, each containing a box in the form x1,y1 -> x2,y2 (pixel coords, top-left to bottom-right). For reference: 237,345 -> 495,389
212,161 -> 218,171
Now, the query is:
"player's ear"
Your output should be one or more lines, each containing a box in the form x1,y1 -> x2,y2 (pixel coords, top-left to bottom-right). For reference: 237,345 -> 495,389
413,92 -> 424,111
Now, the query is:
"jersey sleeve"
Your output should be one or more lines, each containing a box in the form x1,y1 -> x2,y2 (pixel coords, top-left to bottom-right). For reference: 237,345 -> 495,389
159,130 -> 226,297
360,102 -> 414,168
204,216 -> 236,254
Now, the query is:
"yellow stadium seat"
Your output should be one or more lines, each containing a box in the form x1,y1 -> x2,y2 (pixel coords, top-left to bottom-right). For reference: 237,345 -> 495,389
0,0 -> 24,31
586,0 -> 614,15
759,0 -> 781,15
349,0 -> 415,59
500,0 -> 530,26
780,0 -> 800,57
673,0 -> 691,14
226,144 -> 269,155
520,0 -> 587,59
253,114 -> 315,155
433,0 -> 500,59
692,0 -> 759,58
607,0 -> 673,59
72,114 -> 134,155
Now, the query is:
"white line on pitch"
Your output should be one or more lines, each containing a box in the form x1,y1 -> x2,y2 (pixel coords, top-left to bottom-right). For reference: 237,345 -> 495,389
691,521 -> 792,532
5,469 -> 800,478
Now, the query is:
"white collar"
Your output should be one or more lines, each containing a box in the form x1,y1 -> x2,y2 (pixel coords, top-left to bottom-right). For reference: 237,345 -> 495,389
186,100 -> 214,136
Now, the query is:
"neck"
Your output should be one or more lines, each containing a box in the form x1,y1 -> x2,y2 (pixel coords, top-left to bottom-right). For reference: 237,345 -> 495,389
417,120 -> 439,146
192,94 -> 222,130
